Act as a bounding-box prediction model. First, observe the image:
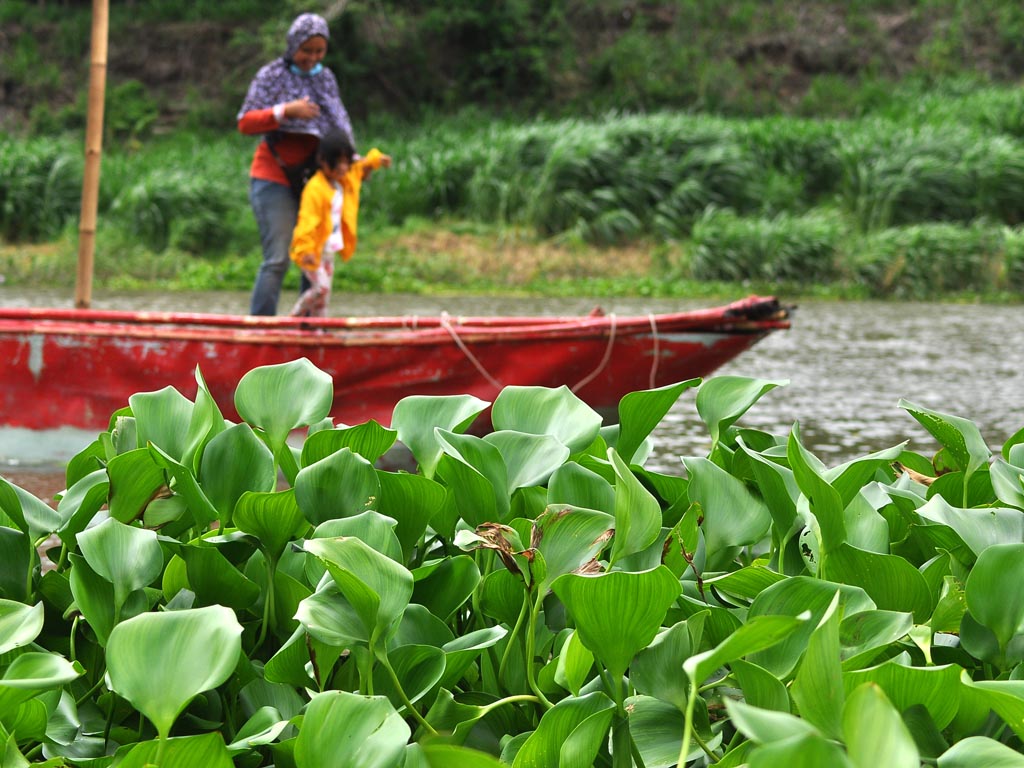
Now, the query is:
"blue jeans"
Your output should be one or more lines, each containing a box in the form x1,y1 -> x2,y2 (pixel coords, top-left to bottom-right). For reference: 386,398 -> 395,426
249,178 -> 302,316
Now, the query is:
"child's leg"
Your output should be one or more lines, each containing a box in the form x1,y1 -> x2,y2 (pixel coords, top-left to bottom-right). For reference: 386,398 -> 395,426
289,268 -> 321,316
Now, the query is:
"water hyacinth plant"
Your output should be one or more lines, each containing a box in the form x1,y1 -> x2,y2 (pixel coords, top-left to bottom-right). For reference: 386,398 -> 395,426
3,359 -> 1024,765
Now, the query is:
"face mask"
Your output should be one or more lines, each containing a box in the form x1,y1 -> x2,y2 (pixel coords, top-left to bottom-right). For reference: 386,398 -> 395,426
289,62 -> 323,77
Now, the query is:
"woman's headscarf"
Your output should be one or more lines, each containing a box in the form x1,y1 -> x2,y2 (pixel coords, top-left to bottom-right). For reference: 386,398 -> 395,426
237,13 -> 353,141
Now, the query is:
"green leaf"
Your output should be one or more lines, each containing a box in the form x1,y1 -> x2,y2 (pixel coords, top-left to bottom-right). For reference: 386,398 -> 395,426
616,380 -> 699,464
233,489 -> 308,562
965,543 -> 1024,652
76,518 -> 162,619
791,591 -> 843,738
748,732 -> 852,768
631,620 -> 693,711
181,366 -> 227,473
235,358 -> 334,454
294,691 -> 410,768
827,544 -> 934,623
105,605 -> 243,738
302,420 -> 397,465
532,505 -> 614,594
916,495 -> 1024,559
484,430 -> 571,490
55,469 -> 109,548
696,376 -> 785,448
412,555 -> 480,620
725,698 -> 820,744
106,448 -> 167,524
129,386 -> 194,461
731,659 -> 790,712
685,614 -> 807,686
608,448 -> 662,567
684,456 -> 771,568
373,644 -> 446,708
392,394 -> 489,479
0,601 -> 43,656
178,544 -> 261,610
787,427 -> 846,558
0,653 -> 83,718
511,691 -> 615,768
843,660 -> 962,730
199,423 -> 276,524
843,683 -> 920,768
938,736 -> 1024,767
0,477 -> 62,540
376,471 -> 444,560
412,742 -> 505,768
554,630 -> 595,696
547,462 -> 615,515
552,566 -> 681,679
436,430 -> 510,522
118,732 -> 234,768
295,448 -> 382,525
304,537 -> 414,648
295,582 -> 370,649
899,399 -> 991,485
492,385 -> 603,454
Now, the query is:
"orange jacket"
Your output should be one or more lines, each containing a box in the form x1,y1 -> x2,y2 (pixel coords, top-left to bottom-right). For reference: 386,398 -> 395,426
289,148 -> 386,266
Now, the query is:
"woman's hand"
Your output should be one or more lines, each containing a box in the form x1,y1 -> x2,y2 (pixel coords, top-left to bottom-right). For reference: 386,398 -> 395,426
283,97 -> 321,120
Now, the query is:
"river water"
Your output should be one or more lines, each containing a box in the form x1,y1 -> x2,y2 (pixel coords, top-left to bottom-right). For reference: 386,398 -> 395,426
2,287 -> 1022,472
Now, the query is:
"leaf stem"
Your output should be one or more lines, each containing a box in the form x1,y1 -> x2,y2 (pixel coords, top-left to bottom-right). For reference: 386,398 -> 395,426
498,594 -> 530,691
524,595 -> 554,709
255,555 -> 278,650
677,676 -> 699,767
380,651 -> 438,735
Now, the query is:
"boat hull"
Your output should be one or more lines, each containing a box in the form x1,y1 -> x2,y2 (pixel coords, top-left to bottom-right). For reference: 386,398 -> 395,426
0,296 -> 790,431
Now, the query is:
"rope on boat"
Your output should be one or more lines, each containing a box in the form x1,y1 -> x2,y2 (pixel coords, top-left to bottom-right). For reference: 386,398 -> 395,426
572,313 -> 617,393
648,312 -> 661,388
440,311 -> 503,390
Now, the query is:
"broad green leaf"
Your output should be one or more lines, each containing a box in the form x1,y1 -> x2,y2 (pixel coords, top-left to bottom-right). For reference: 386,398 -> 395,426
392,394 -> 489,478
129,386 -> 194,461
844,660 -> 962,730
233,489 -> 308,562
631,620 -> 692,711
55,469 -> 108,548
304,537 -> 414,647
704,567 -> 786,603
484,430 -> 571,490
625,695 -> 692,768
725,698 -> 820,744
748,577 -> 874,677
0,601 -> 43,656
181,366 -> 227,473
118,732 -> 233,768
302,420 -> 397,465
748,732 -> 852,768
0,652 -> 83,717
511,691 -> 615,768
685,614 -> 806,686
373,644 -> 446,708
412,743 -> 505,768
294,691 -> 410,768
554,630 -> 595,696
77,518 -> 162,618
547,462 -> 615,515
787,427 -> 846,558
684,456 -> 771,569
313,511 -> 403,563
616,380 -> 699,464
965,543 -> 1024,652
436,453 -> 502,528
105,605 -> 243,738
740,443 -> 799,536
962,676 -> 1024,740
827,544 -> 934,623
899,399 -> 991,486
227,706 -> 290,752
148,443 -> 220,530
68,553 -> 115,644
731,659 -> 790,712
533,505 -> 614,594
916,495 -> 1024,559
608,448 -> 662,567
376,471 -> 444,559
412,555 -> 480,620
826,444 -> 907,507
178,544 -> 261,610
938,736 -> 1024,767
199,423 -> 276,524
235,358 -> 334,454
839,610 -> 914,668
696,376 -> 785,448
106,448 -> 167,524
0,477 -> 62,540
295,448 -> 382,525
436,430 -> 511,522
492,385 -> 603,454
991,458 -> 1024,510
552,566 -> 681,679
843,683 -> 920,768
478,568 -> 527,625
440,626 -> 507,689
294,583 -> 369,648
0,529 -> 29,602
791,591 -> 843,738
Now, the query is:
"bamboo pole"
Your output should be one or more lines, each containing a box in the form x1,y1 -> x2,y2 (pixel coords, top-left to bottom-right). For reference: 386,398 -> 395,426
75,0 -> 109,309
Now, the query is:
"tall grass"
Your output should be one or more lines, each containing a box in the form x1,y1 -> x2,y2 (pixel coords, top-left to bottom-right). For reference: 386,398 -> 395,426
6,85 -> 1024,297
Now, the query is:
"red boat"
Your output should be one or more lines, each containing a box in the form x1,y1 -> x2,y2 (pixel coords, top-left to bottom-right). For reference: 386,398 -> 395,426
0,295 -> 790,431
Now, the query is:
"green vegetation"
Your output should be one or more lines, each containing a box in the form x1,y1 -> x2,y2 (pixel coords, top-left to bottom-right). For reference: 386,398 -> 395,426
5,90 -> 1024,299
3,361 -> 1024,764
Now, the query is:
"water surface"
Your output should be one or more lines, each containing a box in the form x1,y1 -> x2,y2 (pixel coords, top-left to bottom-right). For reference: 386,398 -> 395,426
3,288 -> 1021,471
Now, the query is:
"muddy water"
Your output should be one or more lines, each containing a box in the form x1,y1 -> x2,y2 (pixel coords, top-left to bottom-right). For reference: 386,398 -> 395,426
3,287 -> 1023,471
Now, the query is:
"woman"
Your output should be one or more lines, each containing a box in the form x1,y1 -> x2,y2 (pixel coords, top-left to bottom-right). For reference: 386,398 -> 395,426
237,13 -> 355,316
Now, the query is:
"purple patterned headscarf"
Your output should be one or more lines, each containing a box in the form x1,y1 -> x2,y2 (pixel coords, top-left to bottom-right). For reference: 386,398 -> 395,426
237,13 -> 354,142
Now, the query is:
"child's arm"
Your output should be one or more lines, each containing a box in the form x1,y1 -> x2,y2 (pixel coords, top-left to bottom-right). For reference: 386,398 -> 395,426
356,148 -> 391,181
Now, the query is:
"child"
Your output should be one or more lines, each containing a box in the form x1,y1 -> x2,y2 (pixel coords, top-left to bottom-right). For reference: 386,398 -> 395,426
289,130 -> 392,316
